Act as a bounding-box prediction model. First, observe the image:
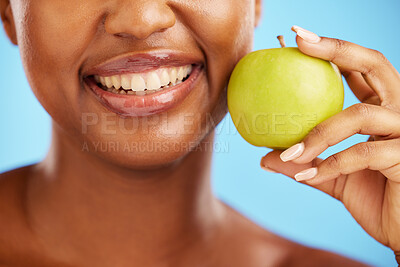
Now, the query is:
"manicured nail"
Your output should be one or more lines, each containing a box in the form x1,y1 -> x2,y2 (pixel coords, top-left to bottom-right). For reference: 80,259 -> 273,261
280,142 -> 304,162
261,166 -> 277,173
292,25 -> 321,44
294,167 -> 318,181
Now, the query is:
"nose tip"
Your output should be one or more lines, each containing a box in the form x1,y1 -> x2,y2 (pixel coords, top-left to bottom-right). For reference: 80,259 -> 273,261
105,1 -> 176,40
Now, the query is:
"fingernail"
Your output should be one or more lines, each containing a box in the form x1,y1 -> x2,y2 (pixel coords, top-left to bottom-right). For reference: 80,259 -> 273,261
292,25 -> 321,44
294,167 -> 318,181
261,166 -> 277,173
280,142 -> 304,162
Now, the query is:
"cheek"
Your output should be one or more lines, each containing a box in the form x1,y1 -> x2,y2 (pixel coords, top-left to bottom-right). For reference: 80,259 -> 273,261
181,0 -> 255,99
16,0 -> 101,115
15,0 -> 106,137
184,0 -> 255,124
18,0 -> 101,60
190,0 -> 255,62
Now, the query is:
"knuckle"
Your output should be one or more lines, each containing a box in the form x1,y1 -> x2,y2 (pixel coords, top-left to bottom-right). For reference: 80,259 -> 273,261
326,153 -> 342,169
363,49 -> 390,75
350,103 -> 373,119
355,142 -> 376,158
309,123 -> 328,139
372,49 -> 389,65
330,38 -> 348,62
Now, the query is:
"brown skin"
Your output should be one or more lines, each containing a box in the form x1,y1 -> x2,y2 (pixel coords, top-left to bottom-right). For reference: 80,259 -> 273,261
0,0 -> 376,266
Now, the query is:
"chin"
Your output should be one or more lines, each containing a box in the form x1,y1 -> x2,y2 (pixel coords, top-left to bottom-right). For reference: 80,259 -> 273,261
80,131 -> 210,170
77,102 -> 227,171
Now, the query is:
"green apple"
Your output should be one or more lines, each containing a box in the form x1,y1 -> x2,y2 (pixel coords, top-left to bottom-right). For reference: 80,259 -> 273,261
227,46 -> 344,149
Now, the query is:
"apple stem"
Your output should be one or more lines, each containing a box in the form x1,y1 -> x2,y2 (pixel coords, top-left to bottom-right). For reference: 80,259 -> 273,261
277,35 -> 286,48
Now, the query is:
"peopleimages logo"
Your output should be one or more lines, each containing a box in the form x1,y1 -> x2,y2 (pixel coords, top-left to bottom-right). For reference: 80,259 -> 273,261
81,112 -> 219,136
81,111 -> 317,137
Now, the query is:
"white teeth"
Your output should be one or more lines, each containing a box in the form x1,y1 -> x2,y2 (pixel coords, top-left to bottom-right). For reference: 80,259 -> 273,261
105,77 -> 113,88
99,76 -> 105,85
111,75 -> 121,89
177,67 -> 185,81
160,69 -> 170,86
170,68 -> 178,84
94,64 -> 194,93
121,75 -> 131,89
187,65 -> 192,76
183,67 -> 188,78
146,72 -> 161,90
131,74 -> 146,91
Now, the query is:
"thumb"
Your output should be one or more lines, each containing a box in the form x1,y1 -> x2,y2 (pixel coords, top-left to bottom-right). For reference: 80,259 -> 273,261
261,150 -> 339,198
260,150 -> 321,178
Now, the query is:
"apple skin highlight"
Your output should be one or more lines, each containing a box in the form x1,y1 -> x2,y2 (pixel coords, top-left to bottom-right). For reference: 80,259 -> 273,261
227,47 -> 344,149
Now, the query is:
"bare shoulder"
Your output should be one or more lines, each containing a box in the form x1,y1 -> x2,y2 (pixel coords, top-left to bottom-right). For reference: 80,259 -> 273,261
218,201 -> 370,267
0,165 -> 33,217
0,165 -> 35,216
0,165 -> 43,266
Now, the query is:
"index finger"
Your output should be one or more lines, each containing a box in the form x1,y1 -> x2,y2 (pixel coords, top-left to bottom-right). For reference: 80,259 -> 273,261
292,26 -> 400,110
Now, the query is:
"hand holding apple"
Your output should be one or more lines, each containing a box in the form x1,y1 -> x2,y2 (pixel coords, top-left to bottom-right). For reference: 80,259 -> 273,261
259,26 -> 400,263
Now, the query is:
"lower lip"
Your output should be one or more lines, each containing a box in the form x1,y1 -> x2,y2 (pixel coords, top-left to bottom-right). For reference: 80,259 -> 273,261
84,65 -> 203,117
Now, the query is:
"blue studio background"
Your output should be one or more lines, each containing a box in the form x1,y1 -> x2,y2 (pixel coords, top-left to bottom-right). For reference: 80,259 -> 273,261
1,1 -> 399,266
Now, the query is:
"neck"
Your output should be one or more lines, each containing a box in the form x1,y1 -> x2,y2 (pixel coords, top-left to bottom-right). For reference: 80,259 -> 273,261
27,121 -> 224,265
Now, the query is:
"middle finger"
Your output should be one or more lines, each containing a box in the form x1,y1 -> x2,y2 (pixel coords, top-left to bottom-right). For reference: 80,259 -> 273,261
279,103 -> 400,164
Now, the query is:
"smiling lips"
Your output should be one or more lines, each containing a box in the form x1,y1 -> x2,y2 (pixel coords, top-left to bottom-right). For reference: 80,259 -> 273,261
83,52 -> 203,117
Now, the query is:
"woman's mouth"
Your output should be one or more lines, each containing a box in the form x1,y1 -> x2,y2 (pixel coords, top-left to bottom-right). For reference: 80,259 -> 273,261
83,52 -> 203,117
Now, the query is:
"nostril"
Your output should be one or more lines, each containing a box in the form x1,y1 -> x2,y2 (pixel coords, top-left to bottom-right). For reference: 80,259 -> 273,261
113,33 -> 132,39
104,2 -> 176,41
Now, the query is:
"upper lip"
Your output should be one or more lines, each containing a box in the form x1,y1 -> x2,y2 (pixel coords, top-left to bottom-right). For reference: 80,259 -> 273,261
83,50 -> 203,77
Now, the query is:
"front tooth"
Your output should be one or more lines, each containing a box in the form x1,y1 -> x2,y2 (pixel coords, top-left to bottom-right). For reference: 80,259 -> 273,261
111,75 -> 121,89
121,75 -> 131,89
99,76 -> 106,86
160,69 -> 170,86
131,75 -> 146,91
182,66 -> 188,78
146,72 -> 161,90
105,77 -> 113,88
177,67 -> 185,81
170,68 -> 177,84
